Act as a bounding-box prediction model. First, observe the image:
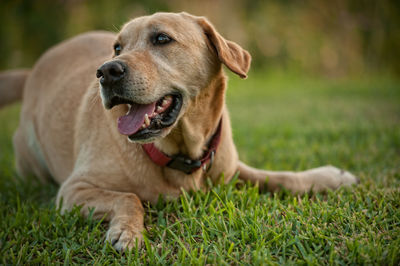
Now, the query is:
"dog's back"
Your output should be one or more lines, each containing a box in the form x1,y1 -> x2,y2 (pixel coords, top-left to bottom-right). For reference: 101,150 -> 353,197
9,31 -> 115,182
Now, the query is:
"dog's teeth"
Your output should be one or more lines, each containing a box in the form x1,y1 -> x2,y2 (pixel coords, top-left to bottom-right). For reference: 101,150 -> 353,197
126,104 -> 131,115
144,114 -> 150,126
156,106 -> 163,112
142,123 -> 146,129
162,99 -> 168,106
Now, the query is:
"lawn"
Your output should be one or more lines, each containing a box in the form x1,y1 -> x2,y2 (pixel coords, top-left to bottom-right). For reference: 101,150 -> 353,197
0,71 -> 399,264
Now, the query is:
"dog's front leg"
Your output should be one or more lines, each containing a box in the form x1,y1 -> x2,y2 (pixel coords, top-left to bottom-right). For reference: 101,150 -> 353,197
238,161 -> 358,194
57,175 -> 144,252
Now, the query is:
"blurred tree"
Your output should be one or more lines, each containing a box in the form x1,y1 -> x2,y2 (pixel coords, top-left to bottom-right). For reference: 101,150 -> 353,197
0,0 -> 68,68
0,0 -> 398,76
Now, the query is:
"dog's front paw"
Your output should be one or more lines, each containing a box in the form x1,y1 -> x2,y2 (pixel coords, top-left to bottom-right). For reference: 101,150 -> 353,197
106,222 -> 143,252
301,165 -> 359,192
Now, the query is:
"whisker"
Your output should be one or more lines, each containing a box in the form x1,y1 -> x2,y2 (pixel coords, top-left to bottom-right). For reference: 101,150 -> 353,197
89,92 -> 100,111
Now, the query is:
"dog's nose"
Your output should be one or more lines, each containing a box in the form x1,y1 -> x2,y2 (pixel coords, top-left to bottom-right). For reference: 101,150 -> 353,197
96,61 -> 126,85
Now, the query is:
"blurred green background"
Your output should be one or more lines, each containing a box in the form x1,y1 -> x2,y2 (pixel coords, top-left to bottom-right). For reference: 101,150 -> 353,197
0,0 -> 399,77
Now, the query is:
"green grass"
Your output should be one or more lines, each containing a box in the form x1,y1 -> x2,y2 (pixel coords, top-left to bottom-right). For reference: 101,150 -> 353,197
1,71 -> 399,264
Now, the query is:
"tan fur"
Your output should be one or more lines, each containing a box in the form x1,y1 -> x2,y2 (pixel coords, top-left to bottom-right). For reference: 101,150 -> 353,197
5,12 -> 357,252
0,69 -> 30,108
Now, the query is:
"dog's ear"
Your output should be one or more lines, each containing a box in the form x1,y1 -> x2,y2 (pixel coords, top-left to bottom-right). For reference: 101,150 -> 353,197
196,17 -> 251,79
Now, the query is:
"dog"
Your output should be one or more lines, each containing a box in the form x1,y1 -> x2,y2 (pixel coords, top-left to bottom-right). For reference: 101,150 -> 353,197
0,12 -> 358,252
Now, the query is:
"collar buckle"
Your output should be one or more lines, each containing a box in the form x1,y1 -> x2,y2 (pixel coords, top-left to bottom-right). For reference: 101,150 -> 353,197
167,155 -> 202,175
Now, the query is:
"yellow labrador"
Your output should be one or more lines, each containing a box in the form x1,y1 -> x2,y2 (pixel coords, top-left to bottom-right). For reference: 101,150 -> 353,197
0,12 -> 357,252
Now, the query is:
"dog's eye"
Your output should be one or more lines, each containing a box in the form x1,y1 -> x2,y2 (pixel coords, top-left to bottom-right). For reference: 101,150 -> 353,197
114,44 -> 122,56
153,33 -> 172,45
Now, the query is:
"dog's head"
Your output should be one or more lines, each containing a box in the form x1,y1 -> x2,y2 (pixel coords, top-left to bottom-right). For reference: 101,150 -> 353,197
97,12 -> 251,143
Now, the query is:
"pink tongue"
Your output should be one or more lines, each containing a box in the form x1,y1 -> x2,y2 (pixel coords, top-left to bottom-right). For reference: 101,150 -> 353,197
118,102 -> 156,135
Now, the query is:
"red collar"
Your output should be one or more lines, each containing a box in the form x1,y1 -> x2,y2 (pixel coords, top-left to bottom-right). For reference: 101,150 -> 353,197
142,119 -> 223,174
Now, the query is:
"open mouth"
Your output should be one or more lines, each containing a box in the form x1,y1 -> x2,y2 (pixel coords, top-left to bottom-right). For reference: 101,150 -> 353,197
115,94 -> 182,141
